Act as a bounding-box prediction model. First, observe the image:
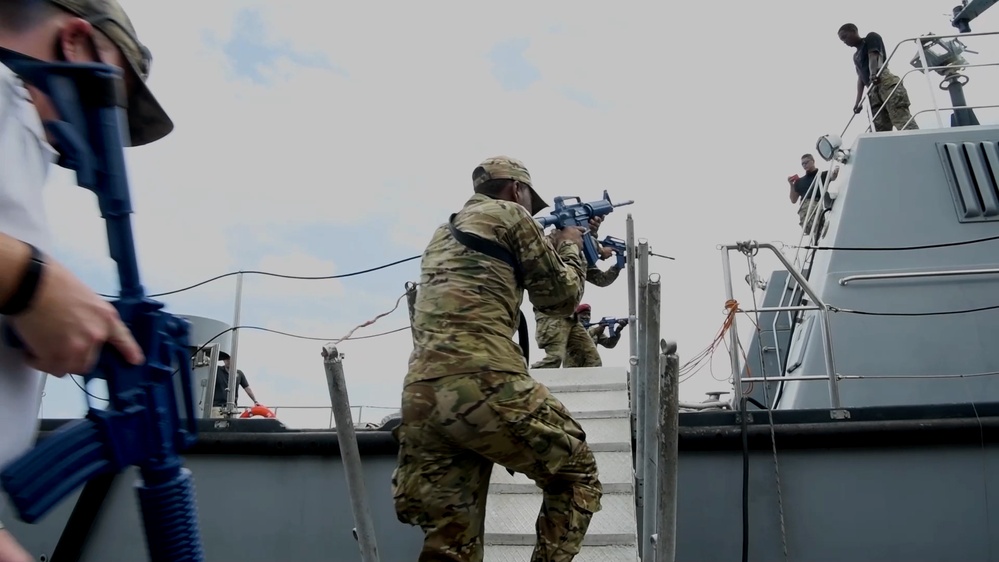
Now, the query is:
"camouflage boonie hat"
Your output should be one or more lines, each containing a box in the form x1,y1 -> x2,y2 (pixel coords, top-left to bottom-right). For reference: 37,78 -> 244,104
47,0 -> 173,146
473,155 -> 549,216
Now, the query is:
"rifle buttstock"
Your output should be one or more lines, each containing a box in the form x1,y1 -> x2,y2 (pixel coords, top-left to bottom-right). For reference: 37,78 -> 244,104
1,418 -> 113,523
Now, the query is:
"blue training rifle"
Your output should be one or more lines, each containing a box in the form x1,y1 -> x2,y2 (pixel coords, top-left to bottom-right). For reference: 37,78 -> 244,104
0,49 -> 204,562
537,190 -> 634,266
583,317 -> 628,338
597,235 -> 627,269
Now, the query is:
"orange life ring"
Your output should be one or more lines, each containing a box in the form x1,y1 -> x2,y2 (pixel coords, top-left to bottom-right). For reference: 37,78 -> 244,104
239,404 -> 276,419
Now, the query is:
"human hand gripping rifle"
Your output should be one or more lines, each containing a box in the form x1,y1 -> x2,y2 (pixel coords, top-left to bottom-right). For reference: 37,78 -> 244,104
584,317 -> 629,339
536,190 -> 634,266
0,53 -> 204,561
598,235 -> 627,269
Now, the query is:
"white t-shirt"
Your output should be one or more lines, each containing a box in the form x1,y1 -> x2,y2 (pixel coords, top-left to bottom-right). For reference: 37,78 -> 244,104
0,61 -> 58,477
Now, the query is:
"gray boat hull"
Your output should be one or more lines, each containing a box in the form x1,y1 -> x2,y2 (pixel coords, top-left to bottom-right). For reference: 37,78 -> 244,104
5,403 -> 998,562
2,420 -> 424,562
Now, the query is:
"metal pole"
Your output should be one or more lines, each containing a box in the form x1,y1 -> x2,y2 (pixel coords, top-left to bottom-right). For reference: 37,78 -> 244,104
819,312 -> 843,410
741,305 -> 821,313
200,343 -> 220,419
743,374 -> 843,383
657,342 -> 679,562
626,215 -> 639,366
641,275 -> 662,561
226,272 -> 244,417
943,75 -> 980,127
321,344 -> 380,562
720,248 -> 743,404
916,37 -> 945,128
634,239 -> 650,547
625,215 -> 639,445
405,281 -> 418,346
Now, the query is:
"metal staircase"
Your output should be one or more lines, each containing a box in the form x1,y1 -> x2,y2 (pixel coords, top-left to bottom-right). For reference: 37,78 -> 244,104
483,366 -> 639,562
742,269 -> 797,409
739,230 -> 821,410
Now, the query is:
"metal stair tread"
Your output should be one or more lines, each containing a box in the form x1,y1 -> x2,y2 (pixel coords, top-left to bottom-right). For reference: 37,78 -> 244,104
550,389 -> 629,413
484,532 -> 637,547
484,492 -> 636,537
574,416 -> 631,444
589,442 -> 631,452
529,366 -> 629,388
573,408 -> 630,419
483,544 -> 639,562
544,381 -> 629,393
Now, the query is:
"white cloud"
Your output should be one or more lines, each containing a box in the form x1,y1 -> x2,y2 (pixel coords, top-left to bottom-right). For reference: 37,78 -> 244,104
35,0 -> 999,423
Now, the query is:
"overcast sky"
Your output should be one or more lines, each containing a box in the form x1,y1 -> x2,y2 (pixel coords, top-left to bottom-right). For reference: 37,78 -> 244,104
35,0 -> 999,428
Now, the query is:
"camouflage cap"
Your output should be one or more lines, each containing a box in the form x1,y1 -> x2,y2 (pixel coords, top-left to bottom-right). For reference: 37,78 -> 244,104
47,0 -> 173,146
472,155 -> 549,216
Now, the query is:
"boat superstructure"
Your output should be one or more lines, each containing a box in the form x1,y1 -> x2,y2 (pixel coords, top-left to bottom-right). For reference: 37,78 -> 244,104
7,2 -> 999,561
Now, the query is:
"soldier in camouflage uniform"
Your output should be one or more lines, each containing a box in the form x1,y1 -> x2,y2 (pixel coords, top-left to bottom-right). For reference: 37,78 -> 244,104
838,23 -> 918,132
392,156 -> 603,562
563,304 -> 629,368
531,216 -> 624,369
561,303 -> 601,368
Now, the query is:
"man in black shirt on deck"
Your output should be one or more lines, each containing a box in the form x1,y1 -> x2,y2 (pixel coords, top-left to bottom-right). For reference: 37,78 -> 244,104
787,153 -> 839,235
211,351 -> 260,417
838,23 -> 918,132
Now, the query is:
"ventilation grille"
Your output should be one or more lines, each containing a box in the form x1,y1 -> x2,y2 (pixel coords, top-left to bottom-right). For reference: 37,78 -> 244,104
939,141 -> 999,222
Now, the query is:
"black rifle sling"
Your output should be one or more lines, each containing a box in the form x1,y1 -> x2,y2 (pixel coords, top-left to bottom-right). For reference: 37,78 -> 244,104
447,213 -> 530,362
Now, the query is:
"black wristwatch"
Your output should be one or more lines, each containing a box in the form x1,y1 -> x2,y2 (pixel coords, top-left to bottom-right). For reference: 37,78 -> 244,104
0,242 -> 45,316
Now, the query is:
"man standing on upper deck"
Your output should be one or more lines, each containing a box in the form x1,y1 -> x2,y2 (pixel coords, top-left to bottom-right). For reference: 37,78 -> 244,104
210,351 -> 261,418
838,23 -> 919,132
787,154 -> 838,235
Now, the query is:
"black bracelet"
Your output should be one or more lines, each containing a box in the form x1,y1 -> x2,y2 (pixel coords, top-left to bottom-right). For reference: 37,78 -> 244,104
0,242 -> 45,316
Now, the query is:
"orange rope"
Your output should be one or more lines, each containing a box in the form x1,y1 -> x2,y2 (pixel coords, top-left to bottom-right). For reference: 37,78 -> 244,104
721,298 -> 738,333
679,299 -> 741,382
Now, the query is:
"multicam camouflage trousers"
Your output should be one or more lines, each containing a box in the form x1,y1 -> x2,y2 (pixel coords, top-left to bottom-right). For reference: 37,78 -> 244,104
392,371 -> 603,562
531,314 -> 602,369
798,197 -> 820,235
868,70 -> 919,132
